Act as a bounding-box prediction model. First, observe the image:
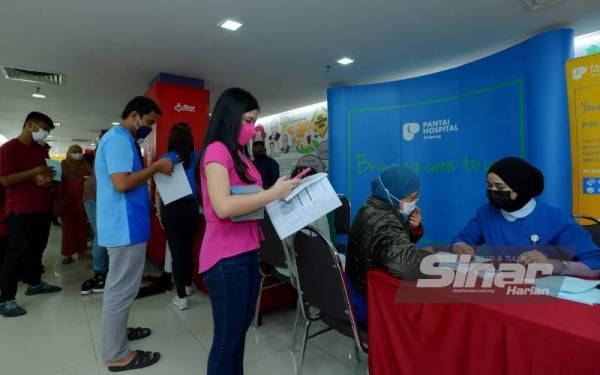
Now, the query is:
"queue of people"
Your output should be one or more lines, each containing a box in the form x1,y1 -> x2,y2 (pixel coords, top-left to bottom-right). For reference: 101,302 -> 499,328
1,91 -> 599,375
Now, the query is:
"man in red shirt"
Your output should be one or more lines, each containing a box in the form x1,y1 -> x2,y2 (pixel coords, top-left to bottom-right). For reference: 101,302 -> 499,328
0,186 -> 7,273
0,112 -> 62,317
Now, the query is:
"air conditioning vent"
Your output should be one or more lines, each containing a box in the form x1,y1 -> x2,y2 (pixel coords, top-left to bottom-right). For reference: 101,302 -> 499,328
1,66 -> 64,85
522,0 -> 563,10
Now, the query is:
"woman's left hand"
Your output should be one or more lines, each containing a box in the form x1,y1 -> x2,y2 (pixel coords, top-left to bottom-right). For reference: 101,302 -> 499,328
517,250 -> 549,266
408,208 -> 422,229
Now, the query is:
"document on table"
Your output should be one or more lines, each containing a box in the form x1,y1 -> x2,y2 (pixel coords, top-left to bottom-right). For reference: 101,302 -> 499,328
266,174 -> 341,240
154,163 -> 192,205
534,276 -> 600,305
45,159 -> 61,181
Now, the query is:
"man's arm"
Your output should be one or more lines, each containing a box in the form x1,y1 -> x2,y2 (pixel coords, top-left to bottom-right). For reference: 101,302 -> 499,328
0,165 -> 54,187
111,159 -> 173,193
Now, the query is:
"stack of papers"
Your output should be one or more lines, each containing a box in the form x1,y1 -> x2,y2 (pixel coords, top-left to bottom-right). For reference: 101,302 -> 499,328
267,173 -> 341,239
534,276 -> 600,305
154,163 -> 192,205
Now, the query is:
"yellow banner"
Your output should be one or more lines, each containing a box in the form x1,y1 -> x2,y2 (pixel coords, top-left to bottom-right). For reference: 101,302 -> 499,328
567,54 -> 600,217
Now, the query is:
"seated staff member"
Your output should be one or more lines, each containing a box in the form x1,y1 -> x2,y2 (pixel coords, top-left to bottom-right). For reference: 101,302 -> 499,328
346,164 -> 431,327
452,157 -> 600,277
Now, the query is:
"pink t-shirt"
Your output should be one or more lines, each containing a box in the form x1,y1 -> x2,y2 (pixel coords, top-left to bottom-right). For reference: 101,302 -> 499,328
199,141 -> 264,273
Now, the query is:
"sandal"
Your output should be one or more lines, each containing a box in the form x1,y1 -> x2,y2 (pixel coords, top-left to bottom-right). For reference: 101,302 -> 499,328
126,327 -> 151,341
108,350 -> 160,372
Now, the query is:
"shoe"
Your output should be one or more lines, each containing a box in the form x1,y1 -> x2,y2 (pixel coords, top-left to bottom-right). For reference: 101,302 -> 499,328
62,256 -> 73,265
0,300 -> 26,317
171,296 -> 189,310
185,283 -> 197,297
25,281 -> 63,296
81,273 -> 107,295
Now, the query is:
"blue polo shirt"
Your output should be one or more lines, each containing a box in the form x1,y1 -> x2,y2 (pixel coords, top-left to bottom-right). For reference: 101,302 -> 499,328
95,126 -> 150,248
161,150 -> 201,201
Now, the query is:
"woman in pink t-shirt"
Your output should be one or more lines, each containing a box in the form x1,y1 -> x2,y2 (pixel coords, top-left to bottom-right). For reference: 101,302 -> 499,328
200,88 -> 299,375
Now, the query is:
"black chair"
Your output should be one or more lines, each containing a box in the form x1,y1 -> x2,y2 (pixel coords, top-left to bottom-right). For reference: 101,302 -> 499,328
574,215 -> 600,246
291,226 -> 367,375
253,213 -> 295,327
334,194 -> 351,252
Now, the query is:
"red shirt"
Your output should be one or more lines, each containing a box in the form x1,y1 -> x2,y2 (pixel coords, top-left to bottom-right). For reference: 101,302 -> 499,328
0,186 -> 7,236
0,139 -> 53,215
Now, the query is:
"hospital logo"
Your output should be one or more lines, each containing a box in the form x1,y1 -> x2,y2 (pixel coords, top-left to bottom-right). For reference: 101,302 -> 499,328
572,66 -> 588,80
402,123 -> 420,141
174,103 -> 196,112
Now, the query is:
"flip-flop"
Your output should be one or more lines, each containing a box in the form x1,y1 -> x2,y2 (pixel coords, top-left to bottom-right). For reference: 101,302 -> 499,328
108,351 -> 160,372
126,327 -> 151,341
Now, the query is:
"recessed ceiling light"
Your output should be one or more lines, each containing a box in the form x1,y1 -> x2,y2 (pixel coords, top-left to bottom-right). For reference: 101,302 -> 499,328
89,143 -> 96,147
112,122 -> 119,126
53,122 -> 61,127
32,86 -> 46,99
219,19 -> 242,31
337,57 -> 354,65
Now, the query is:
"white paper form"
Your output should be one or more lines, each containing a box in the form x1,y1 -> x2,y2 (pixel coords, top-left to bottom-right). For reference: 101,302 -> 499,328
267,175 -> 341,240
154,163 -> 193,205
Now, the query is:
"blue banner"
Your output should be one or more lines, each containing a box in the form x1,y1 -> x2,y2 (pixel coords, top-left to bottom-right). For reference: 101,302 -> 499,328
328,29 -> 573,245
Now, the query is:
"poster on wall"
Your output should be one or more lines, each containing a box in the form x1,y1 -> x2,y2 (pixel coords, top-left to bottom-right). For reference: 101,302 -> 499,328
567,53 -> 600,218
255,102 -> 328,177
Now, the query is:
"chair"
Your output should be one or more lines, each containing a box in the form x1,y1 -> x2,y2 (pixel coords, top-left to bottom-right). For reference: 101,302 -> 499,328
253,213 -> 296,327
291,226 -> 367,375
574,215 -> 600,246
334,194 -> 351,252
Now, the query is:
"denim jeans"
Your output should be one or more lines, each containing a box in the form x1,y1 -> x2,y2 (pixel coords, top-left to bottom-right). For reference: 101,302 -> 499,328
83,200 -> 108,274
203,250 -> 260,375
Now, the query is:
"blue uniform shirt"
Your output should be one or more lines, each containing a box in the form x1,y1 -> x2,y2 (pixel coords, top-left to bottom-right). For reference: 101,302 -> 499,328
453,201 -> 600,269
95,126 -> 150,248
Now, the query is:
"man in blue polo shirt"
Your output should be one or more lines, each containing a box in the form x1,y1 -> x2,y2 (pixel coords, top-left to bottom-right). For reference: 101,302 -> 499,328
95,96 -> 173,372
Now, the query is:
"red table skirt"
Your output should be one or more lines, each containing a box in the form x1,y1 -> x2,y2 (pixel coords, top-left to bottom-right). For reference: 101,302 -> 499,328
367,269 -> 600,375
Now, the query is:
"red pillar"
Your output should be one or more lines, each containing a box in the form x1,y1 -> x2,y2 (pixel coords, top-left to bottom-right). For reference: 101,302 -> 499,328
142,74 -> 209,266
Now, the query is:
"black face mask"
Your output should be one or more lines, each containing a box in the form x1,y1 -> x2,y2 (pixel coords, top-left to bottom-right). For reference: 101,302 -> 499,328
487,189 -> 523,212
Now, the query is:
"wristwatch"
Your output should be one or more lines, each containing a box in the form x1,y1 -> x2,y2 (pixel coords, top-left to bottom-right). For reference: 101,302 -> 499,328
559,260 -> 572,276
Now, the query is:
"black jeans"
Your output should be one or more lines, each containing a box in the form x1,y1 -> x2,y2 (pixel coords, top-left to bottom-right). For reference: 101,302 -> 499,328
161,198 -> 199,298
0,235 -> 7,275
0,212 -> 52,302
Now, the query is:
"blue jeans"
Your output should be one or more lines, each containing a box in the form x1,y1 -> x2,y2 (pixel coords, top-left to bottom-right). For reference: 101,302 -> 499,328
83,200 -> 108,274
203,251 -> 260,375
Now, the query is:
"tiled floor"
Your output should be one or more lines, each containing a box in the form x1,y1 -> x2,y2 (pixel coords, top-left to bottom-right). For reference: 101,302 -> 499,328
0,228 -> 368,375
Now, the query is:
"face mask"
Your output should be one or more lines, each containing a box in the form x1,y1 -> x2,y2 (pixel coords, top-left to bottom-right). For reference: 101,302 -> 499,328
401,199 -> 418,215
238,122 -> 256,145
31,127 -> 49,143
135,126 -> 153,140
69,153 -> 83,161
487,189 -> 521,211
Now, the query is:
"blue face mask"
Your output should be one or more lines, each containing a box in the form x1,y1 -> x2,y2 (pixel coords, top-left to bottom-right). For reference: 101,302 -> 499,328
135,126 -> 153,140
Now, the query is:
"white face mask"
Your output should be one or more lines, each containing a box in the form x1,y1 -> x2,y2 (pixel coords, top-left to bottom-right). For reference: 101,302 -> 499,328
400,199 -> 419,215
31,127 -> 49,143
69,152 -> 83,161
378,176 -> 419,215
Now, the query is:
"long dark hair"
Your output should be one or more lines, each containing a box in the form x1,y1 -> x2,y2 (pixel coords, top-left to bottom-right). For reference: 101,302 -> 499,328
201,88 -> 259,183
168,122 -> 194,168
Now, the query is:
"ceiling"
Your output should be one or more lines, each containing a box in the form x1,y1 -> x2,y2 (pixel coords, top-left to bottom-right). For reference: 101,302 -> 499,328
1,0 -> 600,154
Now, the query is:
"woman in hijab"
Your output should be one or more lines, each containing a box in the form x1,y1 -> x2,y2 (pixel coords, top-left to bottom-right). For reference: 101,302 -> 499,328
452,157 -> 600,277
59,144 -> 92,264
346,164 -> 432,326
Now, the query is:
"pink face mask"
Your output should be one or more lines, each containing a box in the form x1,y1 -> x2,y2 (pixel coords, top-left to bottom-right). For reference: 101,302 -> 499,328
238,122 -> 256,145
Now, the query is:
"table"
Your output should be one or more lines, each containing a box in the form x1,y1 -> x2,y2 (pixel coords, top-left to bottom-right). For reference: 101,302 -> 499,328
367,269 -> 600,375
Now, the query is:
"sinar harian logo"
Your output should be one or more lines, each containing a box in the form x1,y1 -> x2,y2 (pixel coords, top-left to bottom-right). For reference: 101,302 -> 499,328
403,123 -> 420,141
572,66 -> 588,80
174,103 -> 196,113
